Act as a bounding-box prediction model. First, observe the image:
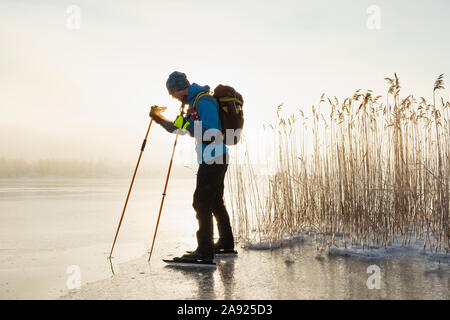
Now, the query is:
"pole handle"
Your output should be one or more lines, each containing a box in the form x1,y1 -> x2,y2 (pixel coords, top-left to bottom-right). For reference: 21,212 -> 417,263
141,139 -> 147,151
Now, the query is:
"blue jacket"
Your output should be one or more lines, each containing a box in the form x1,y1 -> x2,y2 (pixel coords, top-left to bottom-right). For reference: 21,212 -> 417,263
160,83 -> 228,164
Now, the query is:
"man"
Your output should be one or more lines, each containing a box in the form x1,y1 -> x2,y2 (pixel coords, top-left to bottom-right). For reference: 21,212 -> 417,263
149,71 -> 235,263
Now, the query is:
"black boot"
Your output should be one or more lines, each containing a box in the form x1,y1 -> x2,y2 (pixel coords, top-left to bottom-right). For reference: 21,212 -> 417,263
214,238 -> 237,254
175,250 -> 214,264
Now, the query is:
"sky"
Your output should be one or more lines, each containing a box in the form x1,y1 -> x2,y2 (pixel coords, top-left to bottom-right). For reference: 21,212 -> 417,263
1,0 -> 449,168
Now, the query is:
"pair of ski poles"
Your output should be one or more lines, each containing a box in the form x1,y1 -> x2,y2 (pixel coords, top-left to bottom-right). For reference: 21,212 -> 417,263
108,108 -> 180,264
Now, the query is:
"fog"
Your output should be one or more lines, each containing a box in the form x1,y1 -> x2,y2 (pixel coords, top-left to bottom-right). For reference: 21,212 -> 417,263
1,0 -> 450,176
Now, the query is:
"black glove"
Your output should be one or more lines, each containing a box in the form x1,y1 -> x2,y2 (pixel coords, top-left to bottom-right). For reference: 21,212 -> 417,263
149,105 -> 167,124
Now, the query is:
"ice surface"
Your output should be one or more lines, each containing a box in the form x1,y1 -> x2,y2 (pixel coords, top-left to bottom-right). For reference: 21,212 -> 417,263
1,178 -> 448,300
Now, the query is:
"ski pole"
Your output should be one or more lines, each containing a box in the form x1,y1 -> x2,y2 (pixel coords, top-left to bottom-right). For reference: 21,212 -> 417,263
108,117 -> 153,260
148,129 -> 180,262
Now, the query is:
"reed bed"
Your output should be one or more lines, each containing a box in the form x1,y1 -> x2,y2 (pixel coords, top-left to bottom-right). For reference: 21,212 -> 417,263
227,74 -> 449,253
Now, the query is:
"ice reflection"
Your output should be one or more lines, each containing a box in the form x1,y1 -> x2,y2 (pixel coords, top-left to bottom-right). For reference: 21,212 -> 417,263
161,256 -> 237,300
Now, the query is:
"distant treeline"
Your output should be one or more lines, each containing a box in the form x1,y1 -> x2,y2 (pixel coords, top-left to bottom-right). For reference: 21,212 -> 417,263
0,158 -> 195,179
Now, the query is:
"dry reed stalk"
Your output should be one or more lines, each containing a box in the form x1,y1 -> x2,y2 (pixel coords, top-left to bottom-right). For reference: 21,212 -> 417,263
227,74 -> 449,253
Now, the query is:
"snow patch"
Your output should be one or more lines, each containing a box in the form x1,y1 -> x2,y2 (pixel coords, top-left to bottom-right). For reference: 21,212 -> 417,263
323,237 -> 449,273
241,231 -> 449,273
241,232 -> 314,250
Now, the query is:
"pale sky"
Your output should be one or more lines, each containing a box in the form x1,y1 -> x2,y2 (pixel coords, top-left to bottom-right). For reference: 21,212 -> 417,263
1,0 -> 449,167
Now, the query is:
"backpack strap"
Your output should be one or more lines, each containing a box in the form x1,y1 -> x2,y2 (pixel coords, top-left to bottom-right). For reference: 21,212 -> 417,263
218,97 -> 243,105
217,97 -> 244,113
189,91 -> 213,121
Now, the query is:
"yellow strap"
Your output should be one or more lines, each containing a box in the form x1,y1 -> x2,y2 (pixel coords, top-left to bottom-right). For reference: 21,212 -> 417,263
221,105 -> 242,113
193,92 -> 212,111
194,92 -> 242,114
218,97 -> 243,105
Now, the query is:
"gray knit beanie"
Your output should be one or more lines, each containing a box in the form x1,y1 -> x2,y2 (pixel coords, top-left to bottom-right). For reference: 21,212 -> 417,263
166,71 -> 190,94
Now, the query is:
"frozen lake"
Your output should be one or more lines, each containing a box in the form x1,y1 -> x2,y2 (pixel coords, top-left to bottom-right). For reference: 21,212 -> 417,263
0,178 -> 448,299
0,177 -> 199,299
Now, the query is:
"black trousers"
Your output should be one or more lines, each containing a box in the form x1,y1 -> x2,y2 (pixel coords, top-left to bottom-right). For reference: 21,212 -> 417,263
192,157 -> 234,258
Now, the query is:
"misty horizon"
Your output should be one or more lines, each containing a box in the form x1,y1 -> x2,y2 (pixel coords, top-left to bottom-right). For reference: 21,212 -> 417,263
0,157 -> 199,179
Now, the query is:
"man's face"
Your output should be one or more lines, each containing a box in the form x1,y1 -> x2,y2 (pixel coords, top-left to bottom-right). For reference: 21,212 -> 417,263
171,89 -> 189,104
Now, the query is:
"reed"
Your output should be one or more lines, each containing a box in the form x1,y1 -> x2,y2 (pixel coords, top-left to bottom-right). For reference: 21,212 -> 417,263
227,74 -> 449,253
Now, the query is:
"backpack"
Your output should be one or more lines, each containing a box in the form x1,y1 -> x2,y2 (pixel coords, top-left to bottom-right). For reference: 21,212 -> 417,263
189,85 -> 244,145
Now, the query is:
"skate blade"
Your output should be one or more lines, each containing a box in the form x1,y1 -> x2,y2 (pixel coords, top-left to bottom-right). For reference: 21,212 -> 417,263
215,250 -> 238,256
163,259 -> 216,268
185,250 -> 238,256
